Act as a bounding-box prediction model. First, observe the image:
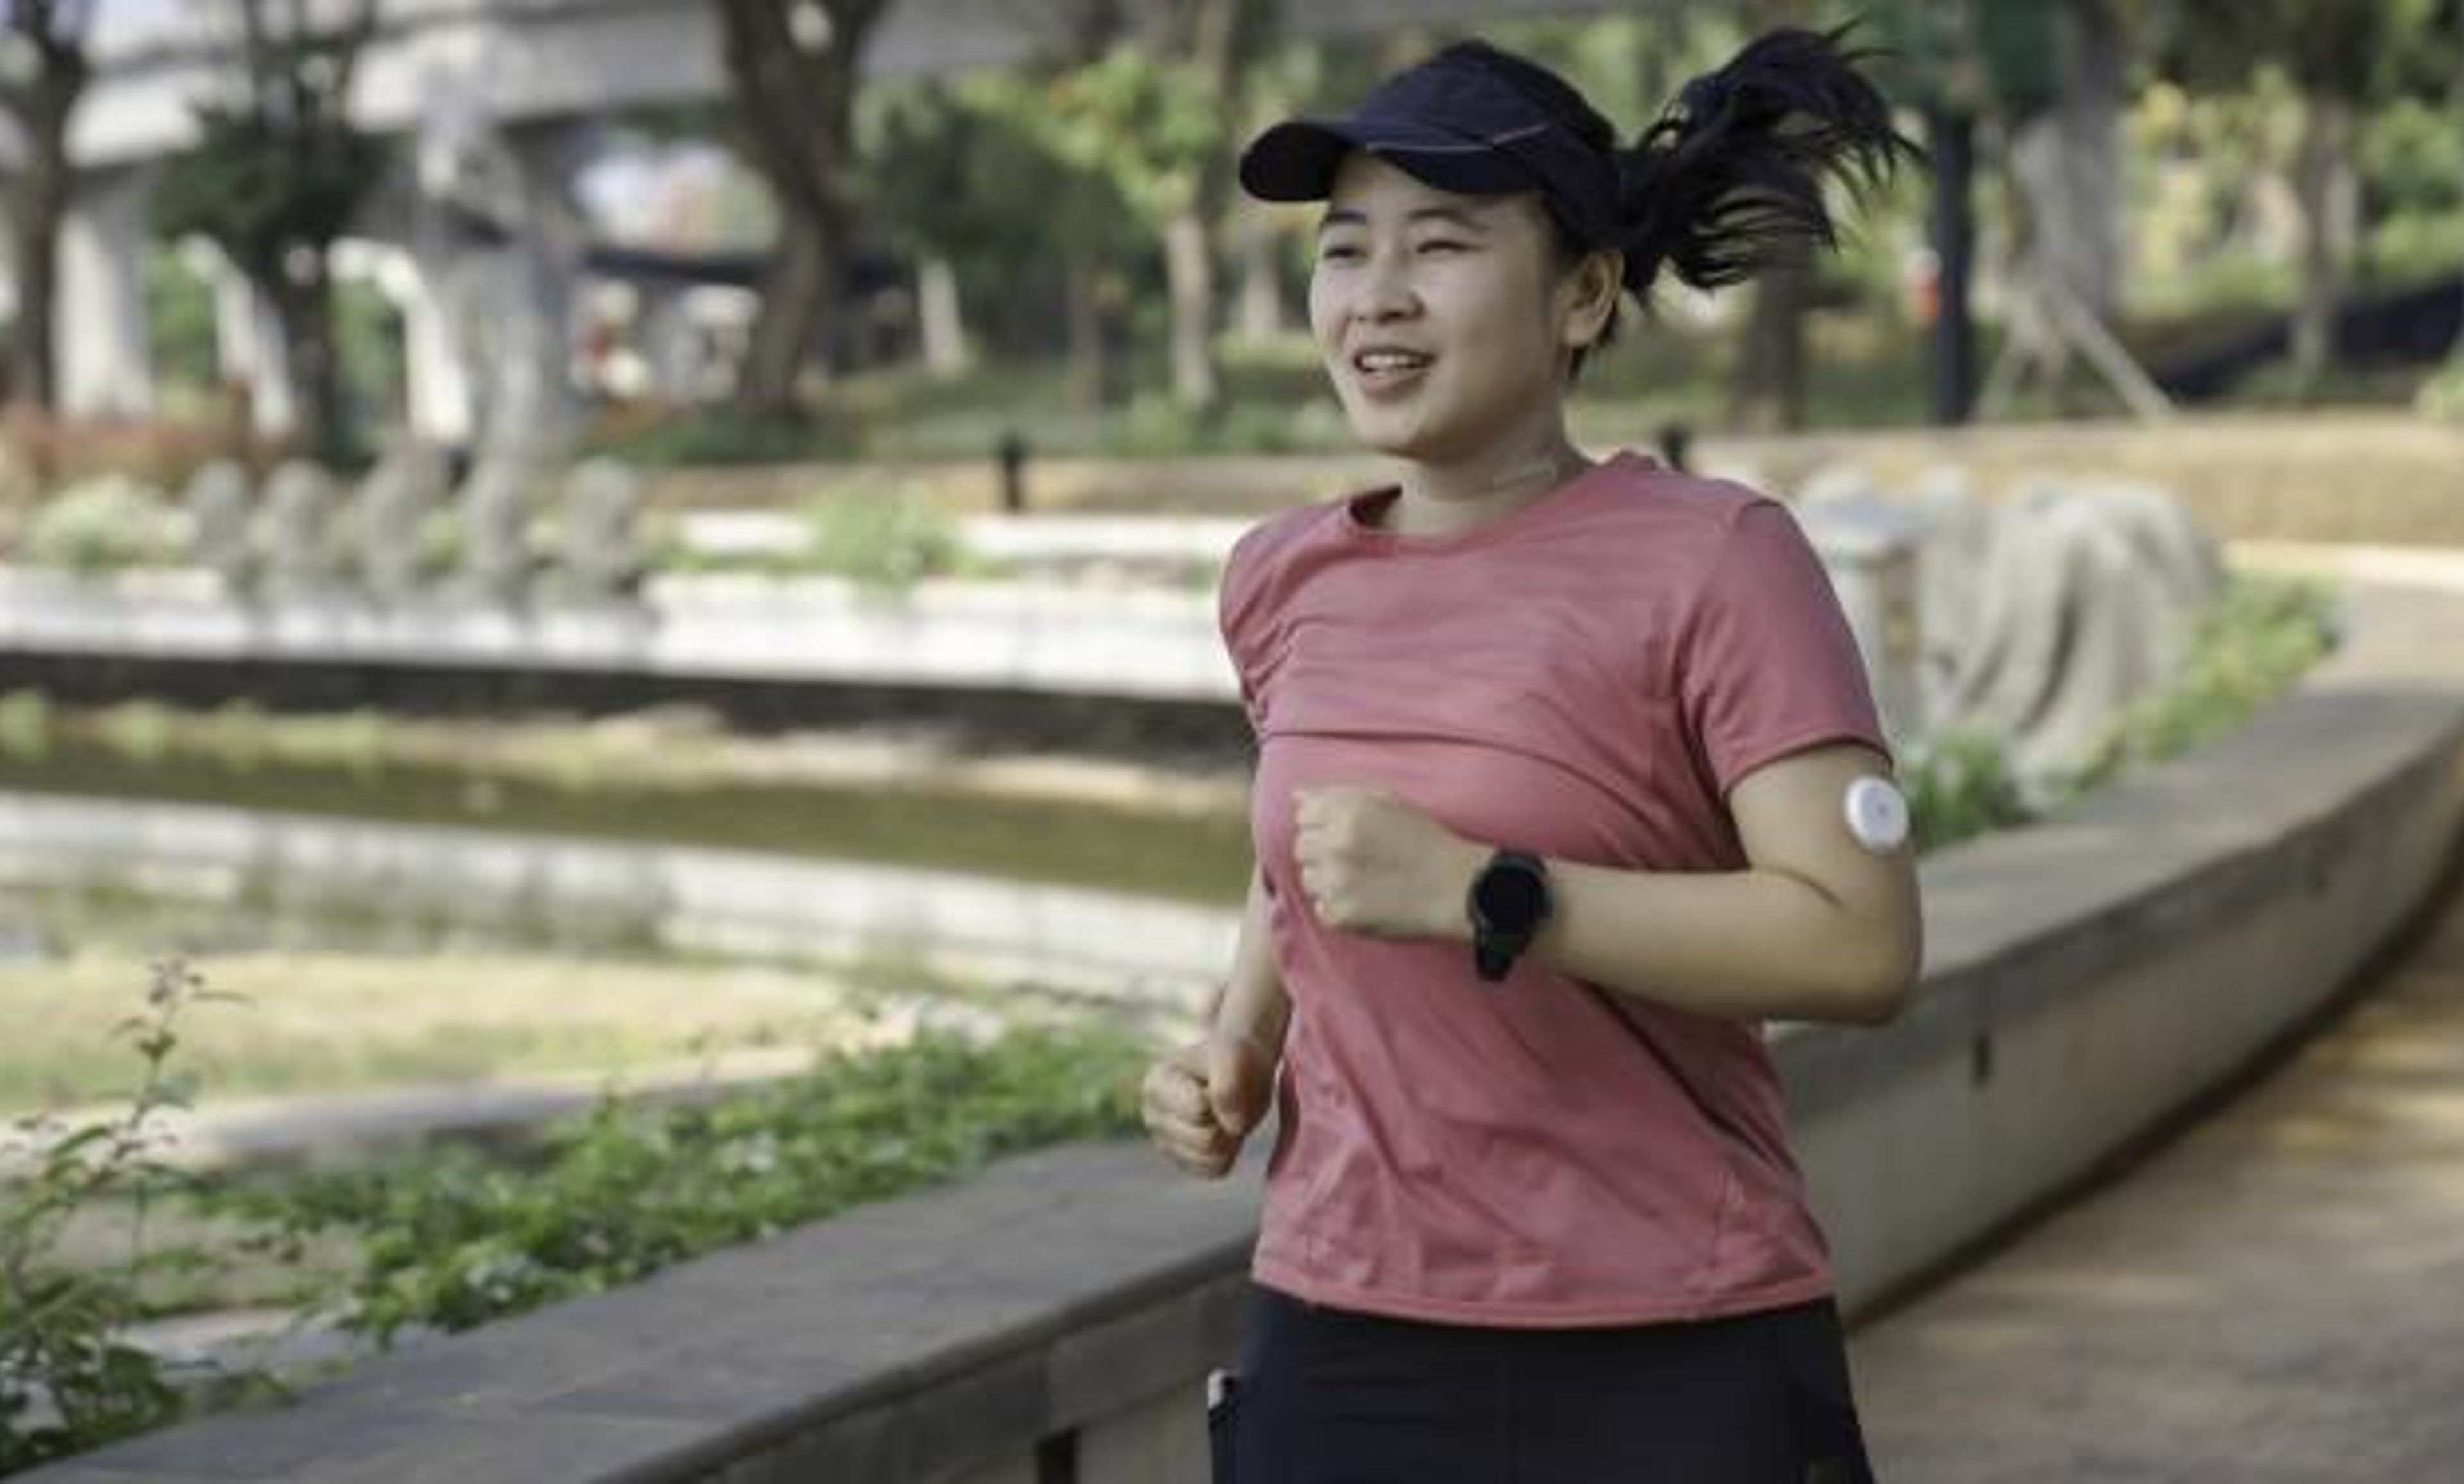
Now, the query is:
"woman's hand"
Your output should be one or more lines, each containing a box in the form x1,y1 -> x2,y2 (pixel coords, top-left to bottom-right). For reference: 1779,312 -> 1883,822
1142,1030 -> 1276,1180
1293,784 -> 1483,940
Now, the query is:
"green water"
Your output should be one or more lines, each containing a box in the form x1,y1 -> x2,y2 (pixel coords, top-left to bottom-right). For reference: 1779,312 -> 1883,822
0,749 -> 1253,911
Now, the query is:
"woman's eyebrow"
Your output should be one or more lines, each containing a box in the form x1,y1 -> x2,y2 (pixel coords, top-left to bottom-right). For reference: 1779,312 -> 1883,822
1316,205 -> 1495,235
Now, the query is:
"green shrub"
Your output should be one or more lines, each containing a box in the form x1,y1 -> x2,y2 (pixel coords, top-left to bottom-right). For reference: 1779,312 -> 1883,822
219,1023 -> 1149,1345
1901,573 -> 2335,853
1903,729 -> 2038,854
21,478 -> 181,576
94,702 -> 176,767
1,962 -> 250,1475
802,486 -> 973,592
2416,361 -> 2464,423
2066,574 -> 2336,792
0,692 -> 51,763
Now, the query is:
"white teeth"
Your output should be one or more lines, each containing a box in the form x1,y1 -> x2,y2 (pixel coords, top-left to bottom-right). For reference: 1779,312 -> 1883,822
1358,352 -> 1430,373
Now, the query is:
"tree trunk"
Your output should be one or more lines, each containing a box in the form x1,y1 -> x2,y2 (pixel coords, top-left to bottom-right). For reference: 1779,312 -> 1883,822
1164,209 -> 1219,409
4,151 -> 69,413
1234,209 -> 1287,339
1159,0 -> 1272,414
736,213 -> 837,415
1729,251 -> 1810,432
2290,90 -> 2356,397
267,261 -> 346,464
714,0 -> 887,422
2048,0 -> 2126,321
1,38 -> 88,413
1063,256 -> 1111,408
917,255 -> 972,379
1926,105 -> 1978,427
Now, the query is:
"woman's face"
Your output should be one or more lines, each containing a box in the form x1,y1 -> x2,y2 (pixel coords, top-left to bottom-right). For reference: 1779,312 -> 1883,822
1308,152 -> 1609,466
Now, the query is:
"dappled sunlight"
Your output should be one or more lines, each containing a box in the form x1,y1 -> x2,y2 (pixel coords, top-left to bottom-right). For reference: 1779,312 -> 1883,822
1860,815 -> 2464,1478
1958,1262 -> 2214,1315
0,948 -> 923,1114
2374,1084 -> 2464,1148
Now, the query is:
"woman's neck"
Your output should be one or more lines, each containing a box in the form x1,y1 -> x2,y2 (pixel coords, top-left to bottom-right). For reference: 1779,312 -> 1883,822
1382,431 -> 1595,537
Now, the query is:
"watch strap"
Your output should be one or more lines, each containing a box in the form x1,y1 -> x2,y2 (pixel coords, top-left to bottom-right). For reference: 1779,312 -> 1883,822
1475,930 -> 1530,982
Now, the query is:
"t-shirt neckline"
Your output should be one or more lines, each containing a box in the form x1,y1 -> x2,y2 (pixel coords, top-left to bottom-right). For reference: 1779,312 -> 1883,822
1340,448 -> 1654,552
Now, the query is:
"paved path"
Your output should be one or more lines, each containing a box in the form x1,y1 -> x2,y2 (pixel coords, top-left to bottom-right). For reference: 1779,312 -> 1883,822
1849,848 -> 2464,1480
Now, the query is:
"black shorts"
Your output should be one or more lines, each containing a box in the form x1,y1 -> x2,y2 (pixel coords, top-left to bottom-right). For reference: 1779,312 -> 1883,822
1211,1284 -> 1875,1484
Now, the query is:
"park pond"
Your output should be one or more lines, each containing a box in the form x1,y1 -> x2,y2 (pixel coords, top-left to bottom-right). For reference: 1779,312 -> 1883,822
0,719 -> 1252,1117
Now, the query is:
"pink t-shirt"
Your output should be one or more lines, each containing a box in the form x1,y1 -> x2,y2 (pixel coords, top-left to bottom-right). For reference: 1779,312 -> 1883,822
1219,448 -> 1890,1327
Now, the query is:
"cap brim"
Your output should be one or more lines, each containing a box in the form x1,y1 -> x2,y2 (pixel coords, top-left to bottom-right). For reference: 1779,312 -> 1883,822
1238,117 -> 1533,203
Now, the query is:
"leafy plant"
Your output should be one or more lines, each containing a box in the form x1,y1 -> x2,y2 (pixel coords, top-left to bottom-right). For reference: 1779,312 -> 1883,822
148,0 -> 387,466
93,701 -> 176,767
20,478 -> 181,575
218,1024 -> 1148,1345
801,486 -> 976,592
1902,573 -> 2337,853
2417,361 -> 2464,423
1,960 -> 248,1474
2064,574 -> 2336,794
1903,728 -> 2038,854
0,692 -> 51,763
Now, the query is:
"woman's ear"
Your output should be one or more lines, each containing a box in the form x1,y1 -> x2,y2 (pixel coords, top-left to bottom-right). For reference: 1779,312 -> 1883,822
1559,249 -> 1622,351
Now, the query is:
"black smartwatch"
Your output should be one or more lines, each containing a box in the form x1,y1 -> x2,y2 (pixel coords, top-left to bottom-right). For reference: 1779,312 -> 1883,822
1467,848 -> 1552,983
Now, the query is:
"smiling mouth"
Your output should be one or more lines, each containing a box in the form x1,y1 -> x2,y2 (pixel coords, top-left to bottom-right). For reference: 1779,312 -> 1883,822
1351,350 -> 1433,391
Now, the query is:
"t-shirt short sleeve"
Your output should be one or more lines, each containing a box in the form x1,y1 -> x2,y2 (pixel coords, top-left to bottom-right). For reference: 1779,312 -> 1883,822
1218,524 -> 1272,738
1678,499 -> 1891,799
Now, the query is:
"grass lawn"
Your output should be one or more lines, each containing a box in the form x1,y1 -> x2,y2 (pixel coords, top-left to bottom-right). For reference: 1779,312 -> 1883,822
0,950 -> 912,1114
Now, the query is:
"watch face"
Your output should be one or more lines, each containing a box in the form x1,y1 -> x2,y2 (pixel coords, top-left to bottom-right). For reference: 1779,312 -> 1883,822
1475,863 -> 1547,930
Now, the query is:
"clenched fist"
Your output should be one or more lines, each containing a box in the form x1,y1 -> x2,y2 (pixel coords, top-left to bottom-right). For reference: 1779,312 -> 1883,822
1141,1030 -> 1276,1179
1293,783 -> 1481,939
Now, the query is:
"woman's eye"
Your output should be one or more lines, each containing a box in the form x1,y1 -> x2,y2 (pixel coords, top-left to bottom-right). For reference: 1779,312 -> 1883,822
1416,240 -> 1467,254
1318,244 -> 1361,262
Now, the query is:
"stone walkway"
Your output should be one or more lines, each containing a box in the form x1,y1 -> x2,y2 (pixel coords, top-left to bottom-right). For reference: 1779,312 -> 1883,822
1849,848 -> 2464,1481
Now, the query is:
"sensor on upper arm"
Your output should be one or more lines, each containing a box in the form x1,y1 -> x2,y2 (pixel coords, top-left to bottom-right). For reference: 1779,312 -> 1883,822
1843,776 -> 1910,854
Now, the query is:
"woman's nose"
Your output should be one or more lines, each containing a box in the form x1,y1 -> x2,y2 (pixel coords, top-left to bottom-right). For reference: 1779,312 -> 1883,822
1353,253 -> 1419,321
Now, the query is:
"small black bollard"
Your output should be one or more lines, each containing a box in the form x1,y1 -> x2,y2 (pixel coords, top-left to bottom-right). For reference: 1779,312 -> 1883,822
1656,421 -> 1693,474
997,429 -> 1030,515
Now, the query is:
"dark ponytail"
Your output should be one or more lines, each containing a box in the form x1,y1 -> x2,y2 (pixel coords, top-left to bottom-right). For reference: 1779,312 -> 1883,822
1614,25 -> 1920,300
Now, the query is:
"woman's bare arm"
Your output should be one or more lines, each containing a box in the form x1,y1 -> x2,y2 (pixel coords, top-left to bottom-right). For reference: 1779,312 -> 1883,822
1144,860 -> 1290,1178
1208,862 -> 1292,1055
1426,744 -> 1922,1024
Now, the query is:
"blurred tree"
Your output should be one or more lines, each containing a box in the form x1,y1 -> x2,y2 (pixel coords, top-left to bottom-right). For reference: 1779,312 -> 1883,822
151,0 -> 387,463
144,242 -> 219,403
865,74 -> 1142,398
1036,0 -> 1278,413
1994,0 -> 2175,418
865,85 -> 980,379
2452,0 -> 2464,364
0,0 -> 95,413
2010,0 -> 2125,322
1869,0 -> 1998,425
1725,1 -> 1819,433
1881,0 -> 2171,421
713,0 -> 893,422
2153,0 -> 2448,393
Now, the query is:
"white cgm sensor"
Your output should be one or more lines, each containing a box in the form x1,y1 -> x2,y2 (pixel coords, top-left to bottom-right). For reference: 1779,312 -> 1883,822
1843,776 -> 1911,854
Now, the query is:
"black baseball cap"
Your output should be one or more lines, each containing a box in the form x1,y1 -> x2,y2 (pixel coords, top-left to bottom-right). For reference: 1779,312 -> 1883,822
1237,41 -> 1622,246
